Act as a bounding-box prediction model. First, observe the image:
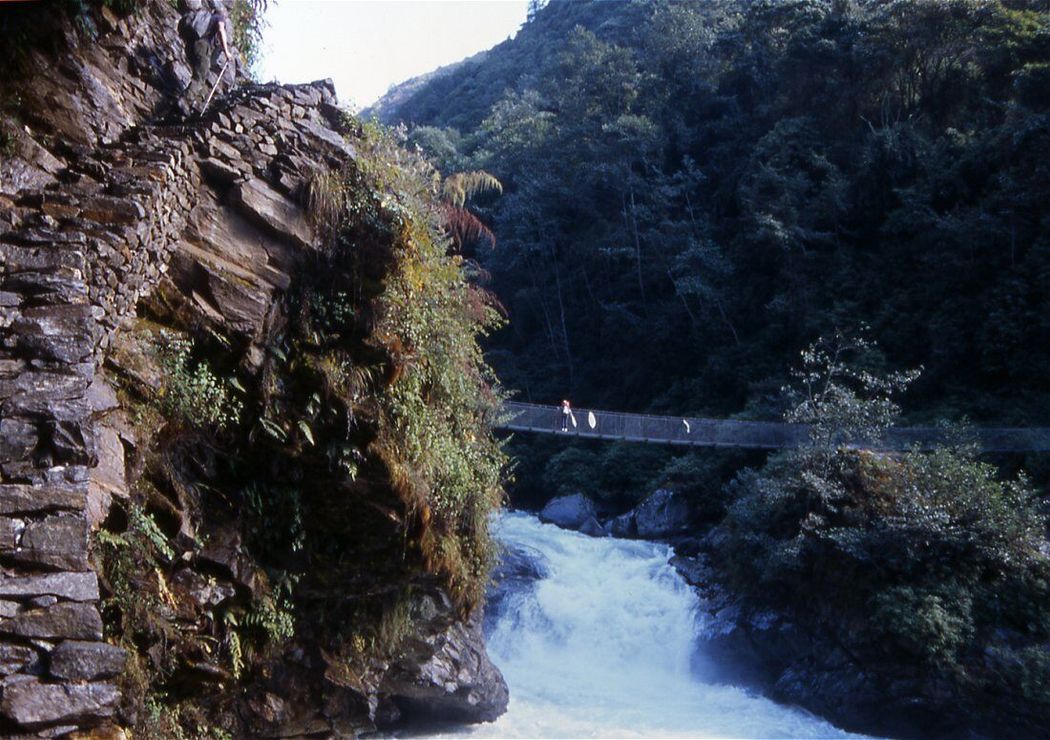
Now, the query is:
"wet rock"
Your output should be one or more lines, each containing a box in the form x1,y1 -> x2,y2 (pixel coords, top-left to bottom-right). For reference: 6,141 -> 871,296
487,543 -> 548,620
49,640 -> 126,681
633,489 -> 690,538
603,510 -> 636,538
539,493 -> 598,531
579,516 -> 605,537
669,554 -> 707,587
0,678 -> 118,727
492,543 -> 547,586
382,605 -> 508,724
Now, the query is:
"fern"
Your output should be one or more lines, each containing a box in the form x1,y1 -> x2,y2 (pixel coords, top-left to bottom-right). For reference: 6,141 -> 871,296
443,204 -> 497,251
129,505 -> 175,560
441,170 -> 503,208
224,614 -> 245,678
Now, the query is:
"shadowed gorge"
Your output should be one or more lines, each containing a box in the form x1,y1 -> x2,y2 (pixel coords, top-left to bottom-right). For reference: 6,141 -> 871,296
1,0 -> 1049,737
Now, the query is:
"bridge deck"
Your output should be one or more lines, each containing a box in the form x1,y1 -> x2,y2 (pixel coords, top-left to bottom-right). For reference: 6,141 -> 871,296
498,402 -> 1050,452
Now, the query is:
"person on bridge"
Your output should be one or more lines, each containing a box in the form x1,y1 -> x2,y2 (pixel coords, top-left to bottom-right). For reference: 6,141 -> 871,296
560,399 -> 576,432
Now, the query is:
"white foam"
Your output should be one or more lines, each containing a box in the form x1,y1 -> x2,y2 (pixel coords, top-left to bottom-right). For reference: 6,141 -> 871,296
441,512 -> 868,739
428,514 -> 869,738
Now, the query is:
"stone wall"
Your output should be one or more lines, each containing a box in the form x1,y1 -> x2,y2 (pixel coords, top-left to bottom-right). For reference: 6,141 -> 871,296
0,68 -> 351,733
0,2 -> 237,731
0,121 -> 197,740
2,73 -> 508,734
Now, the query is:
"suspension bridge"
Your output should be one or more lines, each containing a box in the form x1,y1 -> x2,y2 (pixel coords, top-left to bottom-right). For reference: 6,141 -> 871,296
498,402 -> 1050,452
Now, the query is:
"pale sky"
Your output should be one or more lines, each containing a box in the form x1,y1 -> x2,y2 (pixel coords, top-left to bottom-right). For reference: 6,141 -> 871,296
259,0 -> 530,111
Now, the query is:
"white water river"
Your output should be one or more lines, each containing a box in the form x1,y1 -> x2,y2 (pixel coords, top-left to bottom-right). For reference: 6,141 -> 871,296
448,512 -> 864,739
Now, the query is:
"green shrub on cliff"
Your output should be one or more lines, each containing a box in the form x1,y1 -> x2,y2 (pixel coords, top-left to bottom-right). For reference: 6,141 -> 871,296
251,117 -> 507,615
157,334 -> 242,431
716,334 -> 1050,704
358,121 -> 508,610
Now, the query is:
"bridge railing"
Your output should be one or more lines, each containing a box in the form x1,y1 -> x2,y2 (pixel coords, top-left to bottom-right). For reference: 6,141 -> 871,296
498,402 -> 1050,452
500,402 -> 805,449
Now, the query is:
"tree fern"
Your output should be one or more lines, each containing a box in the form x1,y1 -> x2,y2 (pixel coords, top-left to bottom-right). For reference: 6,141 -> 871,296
441,170 -> 502,208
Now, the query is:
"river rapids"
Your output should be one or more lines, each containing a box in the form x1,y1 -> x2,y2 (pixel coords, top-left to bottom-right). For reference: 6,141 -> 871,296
445,512 -> 864,739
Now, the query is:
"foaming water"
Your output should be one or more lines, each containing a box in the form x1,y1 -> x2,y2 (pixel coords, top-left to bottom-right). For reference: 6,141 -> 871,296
446,512 -> 864,739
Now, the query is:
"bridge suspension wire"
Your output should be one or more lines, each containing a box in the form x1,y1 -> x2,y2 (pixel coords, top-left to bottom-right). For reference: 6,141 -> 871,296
497,402 -> 1050,452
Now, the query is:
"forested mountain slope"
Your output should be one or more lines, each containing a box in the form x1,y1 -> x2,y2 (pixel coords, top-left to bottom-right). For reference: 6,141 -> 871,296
375,0 -> 1050,503
369,0 -> 651,131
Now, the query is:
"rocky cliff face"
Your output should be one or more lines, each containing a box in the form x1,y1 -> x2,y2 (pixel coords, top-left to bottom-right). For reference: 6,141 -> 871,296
0,2 -> 507,737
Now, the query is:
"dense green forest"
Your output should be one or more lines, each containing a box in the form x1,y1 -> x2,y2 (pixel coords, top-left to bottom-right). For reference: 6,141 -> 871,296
375,0 -> 1050,507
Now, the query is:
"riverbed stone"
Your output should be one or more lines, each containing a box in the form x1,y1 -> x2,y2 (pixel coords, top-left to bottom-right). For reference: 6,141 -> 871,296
487,543 -> 548,623
633,489 -> 690,538
603,510 -> 637,538
538,493 -> 598,531
382,601 -> 508,724
579,516 -> 605,537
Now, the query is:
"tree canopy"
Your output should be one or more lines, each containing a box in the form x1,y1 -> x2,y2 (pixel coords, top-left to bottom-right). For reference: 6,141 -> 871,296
377,0 -> 1050,503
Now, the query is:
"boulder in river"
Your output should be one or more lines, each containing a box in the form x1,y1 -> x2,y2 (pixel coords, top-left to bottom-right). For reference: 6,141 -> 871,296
382,590 -> 509,724
603,511 -> 637,538
633,489 -> 690,538
538,493 -> 598,530
487,542 -> 548,619
579,517 -> 606,537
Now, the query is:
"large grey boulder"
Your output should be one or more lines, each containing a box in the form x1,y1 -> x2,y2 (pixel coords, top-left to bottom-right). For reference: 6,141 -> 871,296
381,588 -> 508,724
633,489 -> 690,538
538,493 -> 597,530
